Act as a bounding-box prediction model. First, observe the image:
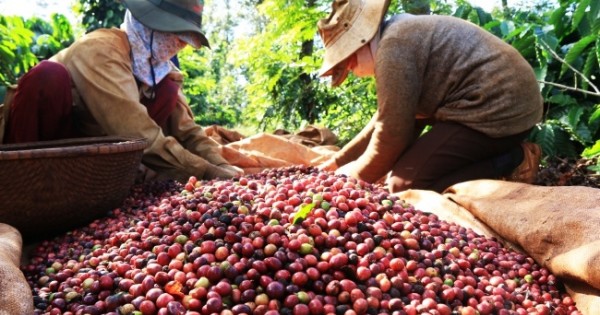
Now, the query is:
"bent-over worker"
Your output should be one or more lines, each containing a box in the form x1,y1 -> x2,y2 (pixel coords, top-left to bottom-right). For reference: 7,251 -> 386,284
317,0 -> 543,193
1,0 -> 242,182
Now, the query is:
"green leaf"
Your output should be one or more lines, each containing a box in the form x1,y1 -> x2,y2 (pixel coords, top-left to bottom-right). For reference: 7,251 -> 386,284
533,66 -> 547,82
531,122 -> 578,157
549,5 -> 567,38
292,203 -> 315,225
587,164 -> 600,173
574,123 -> 593,144
547,94 -> 577,106
582,49 -> 597,91
561,35 -> 596,78
453,5 -> 471,20
0,45 -> 15,59
511,30 -> 537,60
566,106 -> 585,129
554,106 -> 593,145
582,140 -> 600,158
499,21 -> 514,37
534,26 -> 559,64
591,0 -> 600,23
474,7 -> 492,26
531,124 -> 556,156
589,104 -> 600,125
572,0 -> 590,33
597,36 -> 600,69
504,24 -> 529,42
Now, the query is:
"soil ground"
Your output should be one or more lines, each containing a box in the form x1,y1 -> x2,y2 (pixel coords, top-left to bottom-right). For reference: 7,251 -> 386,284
534,156 -> 600,189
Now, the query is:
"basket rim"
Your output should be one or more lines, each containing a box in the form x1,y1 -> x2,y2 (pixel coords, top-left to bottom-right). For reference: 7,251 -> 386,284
0,136 -> 147,160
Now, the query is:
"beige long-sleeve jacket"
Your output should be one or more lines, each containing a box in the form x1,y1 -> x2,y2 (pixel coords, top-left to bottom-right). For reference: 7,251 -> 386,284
333,14 -> 544,183
40,28 -> 229,181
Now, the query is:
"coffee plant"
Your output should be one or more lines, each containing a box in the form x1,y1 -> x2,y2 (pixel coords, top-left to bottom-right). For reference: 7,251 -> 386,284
0,13 -> 74,102
455,0 -> 600,170
0,16 -> 37,86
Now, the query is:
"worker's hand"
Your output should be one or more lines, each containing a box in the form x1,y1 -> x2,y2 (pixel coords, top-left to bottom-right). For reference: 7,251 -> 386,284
136,164 -> 158,183
335,161 -> 360,180
318,158 -> 339,172
220,164 -> 244,177
205,163 -> 244,179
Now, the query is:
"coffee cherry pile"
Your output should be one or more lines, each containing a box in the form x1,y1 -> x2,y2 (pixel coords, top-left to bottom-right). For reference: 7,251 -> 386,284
22,166 -> 580,315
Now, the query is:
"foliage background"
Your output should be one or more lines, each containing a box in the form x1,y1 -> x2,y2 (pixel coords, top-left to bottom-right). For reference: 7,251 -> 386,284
0,0 -> 598,170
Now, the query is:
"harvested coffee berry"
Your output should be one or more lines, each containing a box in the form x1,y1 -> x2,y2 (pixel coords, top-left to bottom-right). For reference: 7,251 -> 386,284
22,166 -> 581,315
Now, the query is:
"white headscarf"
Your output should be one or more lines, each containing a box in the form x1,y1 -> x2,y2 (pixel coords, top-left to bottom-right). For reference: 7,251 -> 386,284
120,10 -> 201,87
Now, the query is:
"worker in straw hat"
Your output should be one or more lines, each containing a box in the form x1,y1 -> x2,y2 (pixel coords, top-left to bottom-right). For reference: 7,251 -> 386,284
1,0 -> 243,182
317,0 -> 544,193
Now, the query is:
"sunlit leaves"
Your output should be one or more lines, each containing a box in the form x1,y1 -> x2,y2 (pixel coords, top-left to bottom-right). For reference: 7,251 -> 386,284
229,0 -> 330,131
75,0 -> 125,33
0,16 -> 36,85
582,140 -> 600,158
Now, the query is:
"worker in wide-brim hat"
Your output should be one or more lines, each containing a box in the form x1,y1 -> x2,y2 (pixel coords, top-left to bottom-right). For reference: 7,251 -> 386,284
1,0 -> 243,182
317,0 -> 544,193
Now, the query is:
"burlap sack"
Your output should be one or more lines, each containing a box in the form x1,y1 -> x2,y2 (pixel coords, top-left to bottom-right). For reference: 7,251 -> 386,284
0,223 -> 34,315
204,125 -> 246,145
442,180 -> 600,314
274,125 -> 338,147
220,133 -> 337,174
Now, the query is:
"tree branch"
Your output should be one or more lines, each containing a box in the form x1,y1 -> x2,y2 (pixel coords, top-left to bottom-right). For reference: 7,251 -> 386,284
537,40 -> 600,96
538,80 -> 600,97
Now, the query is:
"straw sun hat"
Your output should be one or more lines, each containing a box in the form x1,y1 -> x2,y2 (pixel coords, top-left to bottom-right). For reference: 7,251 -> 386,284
122,0 -> 210,48
317,0 -> 391,86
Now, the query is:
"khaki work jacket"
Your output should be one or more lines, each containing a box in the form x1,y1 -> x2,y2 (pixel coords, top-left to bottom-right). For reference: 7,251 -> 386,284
1,28 -> 228,182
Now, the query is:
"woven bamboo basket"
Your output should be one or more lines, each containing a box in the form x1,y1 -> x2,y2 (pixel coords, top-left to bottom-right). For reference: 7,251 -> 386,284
0,136 -> 147,240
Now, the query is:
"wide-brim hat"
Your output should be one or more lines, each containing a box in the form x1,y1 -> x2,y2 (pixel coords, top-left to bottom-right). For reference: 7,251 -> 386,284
317,0 -> 391,78
122,0 -> 210,48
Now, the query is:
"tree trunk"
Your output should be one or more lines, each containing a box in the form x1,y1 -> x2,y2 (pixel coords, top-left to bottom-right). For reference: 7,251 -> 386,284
300,0 -> 317,123
501,0 -> 510,19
